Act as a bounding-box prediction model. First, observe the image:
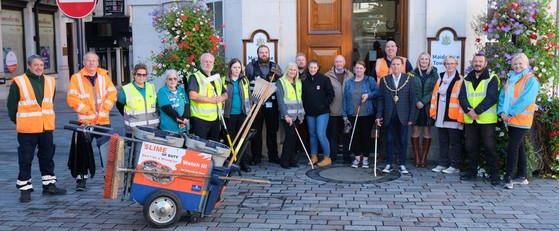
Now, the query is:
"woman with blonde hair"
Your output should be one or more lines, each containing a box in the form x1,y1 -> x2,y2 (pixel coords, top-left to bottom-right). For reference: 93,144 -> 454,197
410,52 -> 438,167
430,55 -> 464,174
277,62 -> 305,169
499,53 -> 540,189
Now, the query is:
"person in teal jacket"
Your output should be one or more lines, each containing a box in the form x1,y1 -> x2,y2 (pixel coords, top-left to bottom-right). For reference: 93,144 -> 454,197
157,69 -> 189,133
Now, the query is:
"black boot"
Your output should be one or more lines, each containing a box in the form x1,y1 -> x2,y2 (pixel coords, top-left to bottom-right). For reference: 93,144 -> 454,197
20,189 -> 32,203
76,178 -> 87,191
43,184 -> 67,195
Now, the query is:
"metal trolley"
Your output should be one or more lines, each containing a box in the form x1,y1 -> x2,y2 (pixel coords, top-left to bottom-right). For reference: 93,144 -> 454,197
65,123 -> 267,228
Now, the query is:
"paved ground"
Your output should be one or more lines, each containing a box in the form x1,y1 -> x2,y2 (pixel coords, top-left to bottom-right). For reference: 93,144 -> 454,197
1,96 -> 558,231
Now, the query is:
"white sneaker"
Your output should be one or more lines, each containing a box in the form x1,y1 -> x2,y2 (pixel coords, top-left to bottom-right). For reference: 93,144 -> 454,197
361,160 -> 369,168
431,165 -> 446,173
513,177 -> 529,185
351,160 -> 359,168
442,166 -> 460,174
504,181 -> 514,189
382,165 -> 393,173
399,165 -> 408,174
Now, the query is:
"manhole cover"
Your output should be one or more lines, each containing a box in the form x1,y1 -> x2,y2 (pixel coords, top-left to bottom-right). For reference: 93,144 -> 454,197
306,166 -> 400,184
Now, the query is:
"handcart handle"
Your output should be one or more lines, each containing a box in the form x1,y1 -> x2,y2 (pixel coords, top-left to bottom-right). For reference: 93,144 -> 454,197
64,124 -> 142,143
69,120 -> 112,131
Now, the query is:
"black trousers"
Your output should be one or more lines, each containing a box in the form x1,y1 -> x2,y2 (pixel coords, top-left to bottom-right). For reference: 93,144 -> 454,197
505,127 -> 529,180
225,114 -> 248,165
327,116 -> 343,158
349,115 -> 374,158
280,119 -> 300,166
464,122 -> 498,176
17,132 -> 56,184
251,107 -> 279,162
190,117 -> 221,142
437,127 -> 463,168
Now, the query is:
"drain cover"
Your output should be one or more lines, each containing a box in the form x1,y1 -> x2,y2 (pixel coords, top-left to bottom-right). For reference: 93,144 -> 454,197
306,166 -> 400,184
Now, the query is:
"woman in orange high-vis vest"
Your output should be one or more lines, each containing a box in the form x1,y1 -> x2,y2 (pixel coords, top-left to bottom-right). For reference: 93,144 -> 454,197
498,53 -> 540,190
429,55 -> 464,175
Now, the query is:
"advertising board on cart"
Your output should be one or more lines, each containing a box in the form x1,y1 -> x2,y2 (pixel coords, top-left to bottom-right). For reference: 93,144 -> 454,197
130,141 -> 213,210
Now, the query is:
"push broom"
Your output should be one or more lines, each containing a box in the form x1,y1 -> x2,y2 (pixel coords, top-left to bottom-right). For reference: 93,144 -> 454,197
229,68 -> 282,168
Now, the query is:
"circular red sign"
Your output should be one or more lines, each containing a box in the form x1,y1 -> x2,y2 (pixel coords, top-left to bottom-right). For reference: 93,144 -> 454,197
57,0 -> 96,19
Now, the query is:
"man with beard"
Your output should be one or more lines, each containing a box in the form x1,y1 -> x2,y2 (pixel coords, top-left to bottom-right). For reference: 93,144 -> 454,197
188,53 -> 228,141
245,45 -> 282,165
371,40 -> 413,83
458,53 -> 500,185
296,53 -> 308,82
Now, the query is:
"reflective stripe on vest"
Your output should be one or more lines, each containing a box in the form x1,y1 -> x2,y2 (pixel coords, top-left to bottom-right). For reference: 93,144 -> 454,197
190,71 -> 222,121
375,57 -> 408,85
429,77 -> 464,122
278,77 -> 303,118
463,74 -> 498,124
504,73 -> 536,127
123,82 -> 159,129
14,74 -> 56,133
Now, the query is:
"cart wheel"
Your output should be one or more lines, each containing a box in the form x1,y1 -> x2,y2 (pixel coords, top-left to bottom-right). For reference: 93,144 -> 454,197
189,212 -> 201,223
143,190 -> 183,228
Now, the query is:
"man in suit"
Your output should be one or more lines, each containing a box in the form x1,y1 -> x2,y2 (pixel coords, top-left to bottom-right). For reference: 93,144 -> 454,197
375,57 -> 416,174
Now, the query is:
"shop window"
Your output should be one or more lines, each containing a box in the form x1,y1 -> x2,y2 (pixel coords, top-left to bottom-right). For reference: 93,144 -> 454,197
1,9 -> 25,79
38,13 -> 57,74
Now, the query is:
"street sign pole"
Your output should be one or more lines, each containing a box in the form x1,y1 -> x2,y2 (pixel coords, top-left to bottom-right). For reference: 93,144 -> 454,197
76,18 -> 83,69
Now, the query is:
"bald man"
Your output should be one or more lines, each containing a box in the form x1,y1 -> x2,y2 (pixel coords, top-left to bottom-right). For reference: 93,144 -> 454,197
371,40 -> 413,83
324,55 -> 354,163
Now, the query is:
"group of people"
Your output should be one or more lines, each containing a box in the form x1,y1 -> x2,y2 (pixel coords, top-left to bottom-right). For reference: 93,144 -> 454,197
8,40 -> 539,202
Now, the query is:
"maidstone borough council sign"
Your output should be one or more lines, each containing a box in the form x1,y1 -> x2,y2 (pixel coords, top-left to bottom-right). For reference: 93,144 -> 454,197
428,27 -> 466,75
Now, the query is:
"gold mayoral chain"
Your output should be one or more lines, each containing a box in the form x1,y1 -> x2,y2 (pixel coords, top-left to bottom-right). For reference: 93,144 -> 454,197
383,75 -> 410,103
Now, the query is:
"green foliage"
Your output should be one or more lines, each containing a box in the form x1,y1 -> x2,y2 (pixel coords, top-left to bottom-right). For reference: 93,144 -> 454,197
473,0 -> 559,178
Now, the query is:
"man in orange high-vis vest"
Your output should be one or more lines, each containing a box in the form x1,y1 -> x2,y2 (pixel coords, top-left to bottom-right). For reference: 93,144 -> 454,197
67,51 -> 117,191
7,55 -> 67,203
371,40 -> 413,84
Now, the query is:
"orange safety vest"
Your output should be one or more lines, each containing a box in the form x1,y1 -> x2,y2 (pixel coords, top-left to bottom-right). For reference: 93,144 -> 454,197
12,74 -> 56,133
375,57 -> 408,85
67,68 -> 117,125
504,72 -> 537,127
429,75 -> 464,123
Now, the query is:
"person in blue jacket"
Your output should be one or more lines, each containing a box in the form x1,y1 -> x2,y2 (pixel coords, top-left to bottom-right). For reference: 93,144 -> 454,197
498,53 -> 540,190
342,61 -> 378,168
157,69 -> 189,133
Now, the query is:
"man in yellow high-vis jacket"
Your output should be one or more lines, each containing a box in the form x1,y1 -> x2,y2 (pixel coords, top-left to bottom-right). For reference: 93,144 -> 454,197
187,53 -> 228,141
458,53 -> 500,186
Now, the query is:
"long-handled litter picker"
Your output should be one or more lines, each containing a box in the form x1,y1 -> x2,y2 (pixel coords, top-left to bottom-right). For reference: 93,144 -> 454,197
348,102 -> 362,150
294,122 -> 314,169
373,126 -> 379,177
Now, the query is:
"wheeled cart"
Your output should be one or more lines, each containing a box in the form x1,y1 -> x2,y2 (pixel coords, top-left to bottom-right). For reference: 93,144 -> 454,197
65,123 -> 267,228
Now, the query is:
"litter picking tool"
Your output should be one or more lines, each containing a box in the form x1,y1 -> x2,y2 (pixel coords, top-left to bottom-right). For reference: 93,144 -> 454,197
348,102 -> 362,150
209,75 -> 237,163
373,127 -> 378,177
294,122 -> 314,169
230,67 -> 282,168
232,77 -> 276,146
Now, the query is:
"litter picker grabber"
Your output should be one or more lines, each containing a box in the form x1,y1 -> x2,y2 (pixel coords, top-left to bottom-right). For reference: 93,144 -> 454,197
373,126 -> 379,177
348,101 -> 362,150
229,67 -> 282,168
294,122 -> 314,169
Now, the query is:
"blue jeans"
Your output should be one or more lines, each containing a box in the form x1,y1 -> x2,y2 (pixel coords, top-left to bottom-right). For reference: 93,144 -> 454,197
386,117 -> 409,166
306,113 -> 330,156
